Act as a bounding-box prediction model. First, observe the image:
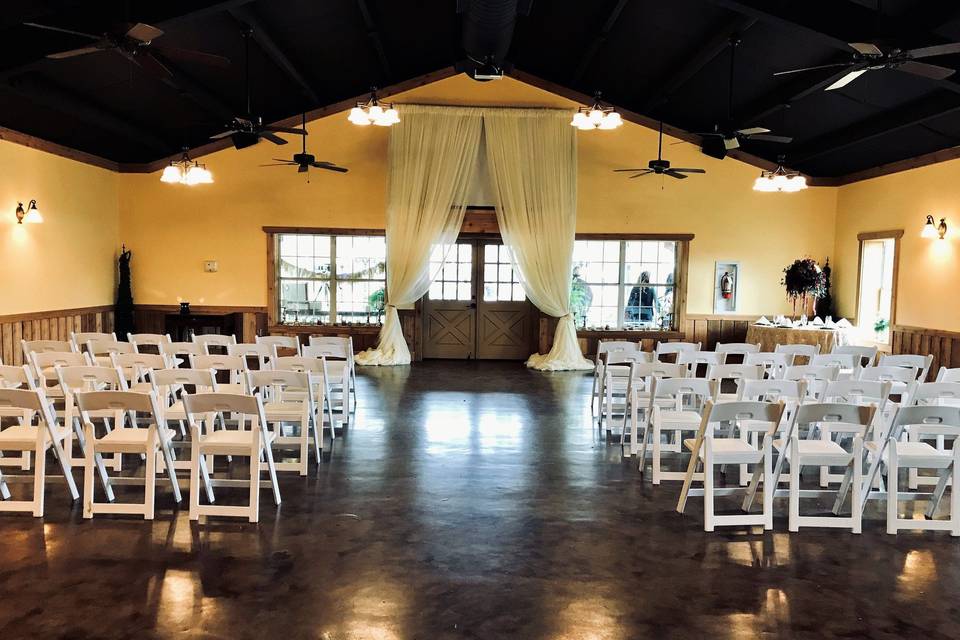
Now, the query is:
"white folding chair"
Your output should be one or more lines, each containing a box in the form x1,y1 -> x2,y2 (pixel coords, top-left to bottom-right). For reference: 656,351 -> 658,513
0,365 -> 39,471
832,345 -> 878,369
676,400 -> 786,531
858,365 -> 919,397
189,354 -> 247,395
21,340 -> 76,377
193,333 -> 237,355
227,342 -> 274,371
782,364 -> 841,400
303,344 -> 352,425
273,356 -> 338,441
936,367 -> 960,383
715,342 -> 761,364
744,352 -> 794,380
906,382 -> 960,489
591,340 -> 640,417
183,392 -> 281,522
676,350 -> 722,378
56,365 -> 129,470
811,353 -> 860,380
31,351 -> 92,405
869,405 -> 960,536
819,380 -> 892,487
620,361 -> 688,456
159,341 -> 205,368
150,367 -> 219,473
654,341 -> 700,363
256,334 -> 302,357
706,363 -> 764,401
641,377 -> 717,484
599,349 -> 654,431
735,379 -> 806,486
247,369 -> 320,476
76,390 -> 182,520
879,354 -> 934,383
111,352 -> 171,393
128,333 -> 172,354
309,336 -> 358,409
0,388 -> 79,516
70,331 -> 117,352
775,343 -> 821,364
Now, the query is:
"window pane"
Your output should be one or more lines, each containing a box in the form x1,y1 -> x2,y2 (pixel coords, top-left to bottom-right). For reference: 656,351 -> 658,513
279,279 -> 331,324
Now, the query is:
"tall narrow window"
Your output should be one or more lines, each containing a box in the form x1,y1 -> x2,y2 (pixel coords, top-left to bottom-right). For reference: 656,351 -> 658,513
856,231 -> 901,344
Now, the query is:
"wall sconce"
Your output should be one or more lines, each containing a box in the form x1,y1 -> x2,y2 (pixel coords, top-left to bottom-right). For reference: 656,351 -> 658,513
922,214 -> 947,239
15,200 -> 43,224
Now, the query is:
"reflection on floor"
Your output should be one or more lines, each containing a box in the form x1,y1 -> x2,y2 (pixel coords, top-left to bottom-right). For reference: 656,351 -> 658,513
0,360 -> 958,638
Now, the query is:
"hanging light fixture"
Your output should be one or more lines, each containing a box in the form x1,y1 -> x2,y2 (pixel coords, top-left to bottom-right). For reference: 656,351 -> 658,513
160,149 -> 213,185
348,87 -> 400,127
15,200 -> 43,224
571,91 -> 623,131
753,156 -> 807,193
922,214 -> 948,239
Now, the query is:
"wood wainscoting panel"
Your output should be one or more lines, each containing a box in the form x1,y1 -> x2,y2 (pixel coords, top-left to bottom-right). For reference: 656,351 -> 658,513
0,305 -> 114,366
891,324 -> 960,380
681,314 -> 760,351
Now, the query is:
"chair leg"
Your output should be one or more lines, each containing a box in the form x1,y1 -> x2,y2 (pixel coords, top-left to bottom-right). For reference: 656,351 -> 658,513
299,415 -> 309,476
763,437 -> 774,531
189,425 -> 201,521
886,442 -> 898,535
951,449 -> 960,537
144,441 -> 157,521
248,440 -> 260,524
49,435 -> 79,502
311,410 -> 323,464
159,434 -> 182,504
32,444 -> 46,517
0,464 -> 10,501
703,440 -> 714,532
852,439 -> 863,534
652,422 -> 662,485
263,439 -> 281,508
789,438 -> 800,532
83,434 -> 95,520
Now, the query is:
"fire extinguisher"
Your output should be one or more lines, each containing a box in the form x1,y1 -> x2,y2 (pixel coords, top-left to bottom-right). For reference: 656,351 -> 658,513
720,271 -> 734,299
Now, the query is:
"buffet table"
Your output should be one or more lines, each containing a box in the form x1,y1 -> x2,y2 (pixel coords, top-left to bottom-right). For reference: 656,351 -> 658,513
745,324 -> 852,354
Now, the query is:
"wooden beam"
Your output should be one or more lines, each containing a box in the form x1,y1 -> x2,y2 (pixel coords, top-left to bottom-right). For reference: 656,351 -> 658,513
643,15 -> 757,110
791,91 -> 960,166
355,0 -> 393,82
570,0 -> 630,85
3,75 -> 172,152
229,5 -> 320,104
818,143 -> 960,186
0,125 -> 118,171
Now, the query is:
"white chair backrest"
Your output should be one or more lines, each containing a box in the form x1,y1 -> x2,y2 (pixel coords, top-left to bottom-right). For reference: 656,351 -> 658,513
76,389 -> 161,417
86,339 -> 135,357
737,378 -> 806,403
782,364 -> 840,399
194,333 -> 238,354
706,363 -> 764,383
788,402 -> 876,442
822,380 -> 891,408
744,352 -> 794,378
31,352 -> 91,387
878,354 -> 933,381
0,387 -> 58,433
111,352 -> 170,383
303,343 -> 348,360
911,382 -> 960,406
56,365 -> 127,394
715,342 -> 761,356
936,367 -> 960,383
887,405 -> 960,442
605,349 -> 653,367
629,361 -> 688,380
810,353 -> 858,370
189,354 -> 247,380
247,369 -> 312,403
70,331 -> 116,350
22,339 -> 76,358
699,400 -> 785,432
160,341 -> 205,358
127,333 -> 172,352
676,350 -> 721,377
183,393 -> 271,443
832,345 -> 878,368
858,365 -> 919,385
273,355 -> 326,374
596,341 -> 639,357
150,367 -> 219,401
308,335 -> 352,348
227,343 -> 274,369
774,343 -> 821,360
255,335 -> 301,356
654,341 -> 700,360
650,377 -> 718,412
0,364 -> 36,390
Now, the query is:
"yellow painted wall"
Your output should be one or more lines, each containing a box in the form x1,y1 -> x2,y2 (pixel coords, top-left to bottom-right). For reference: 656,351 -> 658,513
119,74 -> 836,317
834,159 -> 960,332
0,141 -> 119,315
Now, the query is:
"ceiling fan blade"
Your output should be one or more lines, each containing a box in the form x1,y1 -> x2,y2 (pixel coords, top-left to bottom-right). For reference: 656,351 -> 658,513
736,127 -> 770,136
125,22 -> 164,42
629,170 -> 654,178
23,22 -> 100,40
261,132 -> 289,145
849,42 -> 882,56
151,45 -> 231,68
210,130 -> 238,140
723,137 -> 740,150
671,168 -> 706,174
136,51 -> 173,78
693,131 -> 724,137
745,133 -> 793,144
613,168 -> 649,172
298,164 -> 308,173
663,170 -> 688,179
263,125 -> 308,136
260,162 -> 295,167
773,62 -> 852,76
313,162 -> 349,173
904,43 -> 960,59
896,60 -> 956,80
47,46 -> 105,59
826,68 -> 869,90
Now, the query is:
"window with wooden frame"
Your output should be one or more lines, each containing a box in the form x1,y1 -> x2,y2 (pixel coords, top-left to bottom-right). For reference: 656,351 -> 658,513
572,234 -> 692,331
265,227 -> 386,326
856,229 -> 902,344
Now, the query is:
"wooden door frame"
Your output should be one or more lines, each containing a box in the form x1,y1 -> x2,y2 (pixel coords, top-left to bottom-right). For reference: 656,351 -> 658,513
854,229 -> 903,330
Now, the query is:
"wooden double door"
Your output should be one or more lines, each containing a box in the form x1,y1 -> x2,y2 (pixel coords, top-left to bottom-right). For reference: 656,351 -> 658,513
422,240 -> 533,360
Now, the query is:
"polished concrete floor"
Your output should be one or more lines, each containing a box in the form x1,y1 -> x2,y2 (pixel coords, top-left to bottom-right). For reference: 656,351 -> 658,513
1,361 -> 959,639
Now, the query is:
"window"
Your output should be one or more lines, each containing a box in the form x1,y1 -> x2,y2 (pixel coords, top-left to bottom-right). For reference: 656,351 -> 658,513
571,239 -> 679,330
483,244 -> 525,302
428,243 -> 473,301
856,231 -> 901,344
276,233 -> 386,324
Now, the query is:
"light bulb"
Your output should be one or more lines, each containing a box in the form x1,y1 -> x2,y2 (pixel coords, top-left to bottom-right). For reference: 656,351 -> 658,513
753,176 -> 776,192
577,120 -> 595,131
922,215 -> 938,238
348,106 -> 370,125
570,112 -> 587,127
383,108 -> 400,124
196,166 -> 213,184
588,108 -> 604,124
368,105 -> 384,119
23,201 -> 43,224
184,164 -> 203,185
604,111 -> 622,127
161,164 -> 183,183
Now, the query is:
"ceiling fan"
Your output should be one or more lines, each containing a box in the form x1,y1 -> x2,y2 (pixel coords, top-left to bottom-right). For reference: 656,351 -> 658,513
614,121 -> 705,180
773,41 -> 960,91
697,37 -> 793,157
23,21 -> 230,75
260,113 -> 348,178
210,28 -> 306,148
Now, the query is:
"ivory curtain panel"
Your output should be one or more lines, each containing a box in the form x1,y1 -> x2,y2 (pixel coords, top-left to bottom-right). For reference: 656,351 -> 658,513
484,108 -> 592,370
355,105 -> 483,366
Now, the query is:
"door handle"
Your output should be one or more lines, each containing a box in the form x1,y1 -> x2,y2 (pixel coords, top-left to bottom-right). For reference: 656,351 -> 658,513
468,302 -> 477,309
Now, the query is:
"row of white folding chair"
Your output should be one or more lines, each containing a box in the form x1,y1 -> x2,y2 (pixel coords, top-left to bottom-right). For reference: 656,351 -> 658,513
596,346 -> 652,428
906,381 -> 960,490
832,344 -> 878,368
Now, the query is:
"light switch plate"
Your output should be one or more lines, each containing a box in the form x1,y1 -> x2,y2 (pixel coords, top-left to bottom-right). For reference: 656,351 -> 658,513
204,260 -> 218,273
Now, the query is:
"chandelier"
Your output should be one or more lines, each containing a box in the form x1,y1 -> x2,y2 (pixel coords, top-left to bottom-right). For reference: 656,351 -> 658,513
753,157 -> 807,192
570,91 -> 623,130
348,87 -> 400,127
160,149 -> 213,185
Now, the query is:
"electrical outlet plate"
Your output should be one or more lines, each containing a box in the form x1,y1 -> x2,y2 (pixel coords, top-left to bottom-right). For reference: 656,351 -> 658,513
204,260 -> 218,273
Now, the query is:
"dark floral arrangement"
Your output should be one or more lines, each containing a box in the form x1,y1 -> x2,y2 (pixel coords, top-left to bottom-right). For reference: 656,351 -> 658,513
781,258 -> 825,316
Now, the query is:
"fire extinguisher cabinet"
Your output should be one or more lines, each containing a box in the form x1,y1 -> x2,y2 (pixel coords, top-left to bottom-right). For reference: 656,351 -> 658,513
713,261 -> 740,314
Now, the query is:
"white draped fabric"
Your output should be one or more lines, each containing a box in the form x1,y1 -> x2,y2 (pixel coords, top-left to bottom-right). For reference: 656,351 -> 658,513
484,108 -> 592,371
355,105 -> 483,366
